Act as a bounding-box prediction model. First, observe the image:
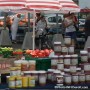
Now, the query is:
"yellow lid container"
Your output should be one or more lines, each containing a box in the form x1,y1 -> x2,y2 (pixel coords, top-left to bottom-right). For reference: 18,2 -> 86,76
22,76 -> 28,88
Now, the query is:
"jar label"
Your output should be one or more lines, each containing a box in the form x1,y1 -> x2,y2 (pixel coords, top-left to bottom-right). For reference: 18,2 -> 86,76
65,77 -> 71,83
84,65 -> 90,71
29,79 -> 35,86
72,76 -> 78,82
39,76 -> 46,84
58,59 -> 63,63
70,66 -> 76,73
69,47 -> 74,53
10,71 -> 17,76
51,59 -> 57,65
57,64 -> 64,70
17,70 -> 21,75
79,76 -> 85,81
34,75 -> 38,81
57,78 -> 63,84
71,59 -> 78,65
64,38 -> 71,45
62,47 -> 68,53
16,80 -> 22,86
81,56 -> 88,62
48,73 -> 52,80
9,81 -> 15,87
86,75 -> 90,80
64,59 -> 70,65
54,46 -> 61,52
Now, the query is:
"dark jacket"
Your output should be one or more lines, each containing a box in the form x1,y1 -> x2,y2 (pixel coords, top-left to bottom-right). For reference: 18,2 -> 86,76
85,19 -> 90,36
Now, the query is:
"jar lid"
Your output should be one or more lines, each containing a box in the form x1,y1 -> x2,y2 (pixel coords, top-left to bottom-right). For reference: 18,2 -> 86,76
65,36 -> 71,38
87,47 -> 90,49
58,55 -> 64,58
64,74 -> 71,76
6,76 -> 10,78
64,69 -> 70,72
31,71 -> 38,73
39,71 -> 46,74
14,60 -> 22,64
53,70 -> 61,74
48,69 -> 54,72
79,73 -> 85,76
56,75 -> 63,78
61,72 -> 65,75
54,42 -> 61,44
80,51 -> 88,54
64,55 -> 71,57
77,68 -> 81,71
21,60 -> 28,64
29,60 -> 36,64
71,54 -> 78,57
23,71 -> 31,74
51,55 -> 58,58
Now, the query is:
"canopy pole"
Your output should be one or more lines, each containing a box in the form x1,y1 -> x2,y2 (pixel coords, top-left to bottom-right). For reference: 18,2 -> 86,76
32,9 -> 36,50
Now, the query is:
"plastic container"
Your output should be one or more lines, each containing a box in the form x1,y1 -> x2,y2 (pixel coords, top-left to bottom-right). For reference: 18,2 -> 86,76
70,65 -> 77,74
58,55 -> 64,63
57,63 -> 64,71
54,42 -> 61,53
64,55 -> 71,68
80,51 -> 88,63
64,36 -> 71,46
64,75 -> 72,85
68,45 -> 74,55
21,60 -> 28,71
38,71 -> 47,86
71,54 -> 78,65
8,76 -> 16,88
56,75 -> 63,85
16,76 -> 22,88
51,55 -> 58,69
79,74 -> 85,84
22,76 -> 28,88
28,76 -> 35,87
61,45 -> 68,55
29,60 -> 36,71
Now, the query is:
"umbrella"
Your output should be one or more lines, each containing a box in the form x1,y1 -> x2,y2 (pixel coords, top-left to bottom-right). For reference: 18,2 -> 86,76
25,0 -> 61,50
0,0 -> 26,10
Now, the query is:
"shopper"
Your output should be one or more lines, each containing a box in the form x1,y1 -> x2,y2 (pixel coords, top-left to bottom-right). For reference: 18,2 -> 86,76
11,14 -> 21,43
84,14 -> 90,41
6,16 -> 12,39
63,13 -> 76,46
35,15 -> 47,48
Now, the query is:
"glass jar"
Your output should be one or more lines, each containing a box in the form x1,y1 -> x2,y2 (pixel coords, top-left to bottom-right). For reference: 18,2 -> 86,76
10,67 -> 17,76
64,55 -> 71,68
28,76 -> 35,87
47,69 -> 54,82
72,74 -> 79,84
21,60 -> 28,71
61,45 -> 68,55
51,55 -> 58,69
71,54 -> 78,65
58,55 -> 64,63
64,36 -> 71,46
79,74 -> 85,84
8,76 -> 16,88
38,71 -> 47,86
56,75 -> 63,86
70,65 -> 77,74
87,47 -> 90,62
31,71 -> 38,82
22,76 -> 28,88
64,75 -> 72,85
84,63 -> 90,73
85,73 -> 90,83
80,51 -> 88,63
57,63 -> 64,71
16,76 -> 22,88
14,60 -> 22,67
29,60 -> 36,71
68,45 -> 74,55
54,42 -> 61,53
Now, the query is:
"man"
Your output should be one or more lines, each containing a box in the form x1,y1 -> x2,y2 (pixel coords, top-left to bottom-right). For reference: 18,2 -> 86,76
11,14 -> 21,43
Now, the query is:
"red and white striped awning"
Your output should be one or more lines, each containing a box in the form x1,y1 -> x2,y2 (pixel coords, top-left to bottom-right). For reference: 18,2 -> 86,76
59,0 -> 80,13
26,0 -> 61,11
0,0 -> 26,10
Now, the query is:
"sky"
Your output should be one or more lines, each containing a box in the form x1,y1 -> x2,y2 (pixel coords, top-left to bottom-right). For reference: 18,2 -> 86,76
79,0 -> 90,9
